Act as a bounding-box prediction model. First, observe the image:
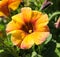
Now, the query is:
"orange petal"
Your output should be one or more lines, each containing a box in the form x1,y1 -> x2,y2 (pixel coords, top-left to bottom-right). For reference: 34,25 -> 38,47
21,7 -> 32,22
35,14 -> 49,28
34,26 -> 50,32
12,13 -> 24,25
20,34 -> 34,49
0,0 -> 9,16
0,0 -> 8,5
6,20 -> 20,33
21,31 -> 49,49
11,30 -> 26,45
31,11 -> 42,24
32,32 -> 50,45
0,11 -> 6,17
8,0 -> 21,10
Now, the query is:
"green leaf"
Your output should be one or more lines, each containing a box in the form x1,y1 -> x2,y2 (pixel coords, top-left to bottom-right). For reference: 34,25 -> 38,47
55,48 -> 60,57
31,51 -> 42,57
31,51 -> 37,57
0,24 -> 4,31
44,34 -> 52,44
0,49 -> 4,53
56,43 -> 60,48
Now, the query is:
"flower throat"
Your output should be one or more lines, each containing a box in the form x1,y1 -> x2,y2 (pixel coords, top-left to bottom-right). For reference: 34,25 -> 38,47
21,22 -> 33,34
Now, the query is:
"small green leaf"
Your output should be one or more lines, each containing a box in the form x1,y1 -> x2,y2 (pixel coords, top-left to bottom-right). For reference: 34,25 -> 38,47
31,51 -> 37,57
44,34 -> 52,44
0,49 -> 4,53
55,48 -> 60,57
56,43 -> 60,48
31,51 -> 42,57
0,24 -> 4,31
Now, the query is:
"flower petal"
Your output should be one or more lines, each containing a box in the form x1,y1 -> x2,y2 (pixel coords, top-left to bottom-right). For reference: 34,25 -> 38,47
21,7 -> 32,22
0,12 -> 6,17
34,26 -> 49,32
35,14 -> 49,28
31,11 -> 42,24
32,32 -> 50,45
21,34 -> 34,49
0,0 -> 8,5
8,0 -> 21,10
0,0 -> 9,16
11,30 -> 26,45
12,13 -> 24,25
21,31 -> 49,49
6,20 -> 20,33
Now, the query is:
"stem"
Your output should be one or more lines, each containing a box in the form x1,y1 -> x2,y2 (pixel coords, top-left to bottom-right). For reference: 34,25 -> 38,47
38,46 -> 41,54
32,45 -> 35,51
37,44 -> 44,54
49,12 -> 60,20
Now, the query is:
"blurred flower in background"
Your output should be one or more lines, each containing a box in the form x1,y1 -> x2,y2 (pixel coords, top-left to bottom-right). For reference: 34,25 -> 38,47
0,0 -> 22,16
40,0 -> 53,10
55,17 -> 60,28
6,7 -> 50,49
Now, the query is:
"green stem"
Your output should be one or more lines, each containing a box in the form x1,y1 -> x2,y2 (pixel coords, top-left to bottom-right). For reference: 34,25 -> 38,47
37,44 -> 44,55
32,45 -> 35,51
38,45 -> 41,54
49,12 -> 60,20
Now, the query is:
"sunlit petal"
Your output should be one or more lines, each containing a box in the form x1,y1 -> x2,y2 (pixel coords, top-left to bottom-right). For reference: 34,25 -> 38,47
34,26 -> 49,32
31,11 -> 42,24
8,0 -> 21,10
6,20 -> 20,32
35,14 -> 49,27
0,12 -> 6,17
32,32 -> 49,45
21,34 -> 34,49
11,30 -> 26,45
12,13 -> 24,25
21,7 -> 32,22
0,0 -> 9,16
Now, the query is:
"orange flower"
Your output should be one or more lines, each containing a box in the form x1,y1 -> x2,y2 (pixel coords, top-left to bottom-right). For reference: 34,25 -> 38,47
0,0 -> 22,16
6,7 -> 50,49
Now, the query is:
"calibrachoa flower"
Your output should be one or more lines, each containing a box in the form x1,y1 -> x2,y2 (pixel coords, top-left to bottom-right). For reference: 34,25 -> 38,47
6,7 -> 50,49
40,0 -> 53,10
0,0 -> 22,16
55,17 -> 60,28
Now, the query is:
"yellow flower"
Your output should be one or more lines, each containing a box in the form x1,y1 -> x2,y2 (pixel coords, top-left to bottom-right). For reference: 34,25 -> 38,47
6,7 -> 50,49
0,0 -> 22,16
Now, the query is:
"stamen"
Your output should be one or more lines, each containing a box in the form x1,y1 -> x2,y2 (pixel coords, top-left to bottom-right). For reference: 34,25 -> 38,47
29,30 -> 32,34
